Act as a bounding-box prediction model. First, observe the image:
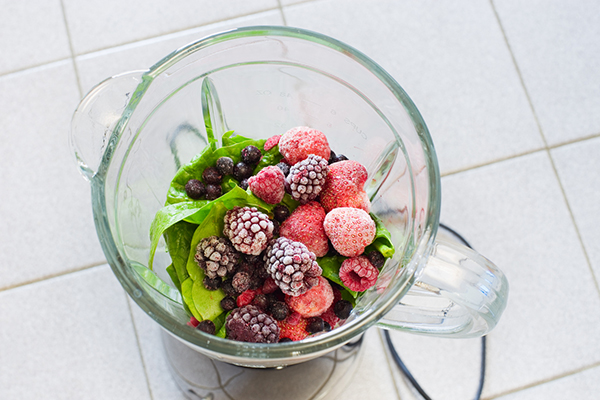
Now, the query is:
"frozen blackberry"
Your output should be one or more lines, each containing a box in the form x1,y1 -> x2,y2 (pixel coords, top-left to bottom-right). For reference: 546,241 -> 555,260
306,317 -> 325,333
203,276 -> 221,291
273,205 -> 290,222
334,300 -> 353,320
239,178 -> 249,190
221,296 -> 237,311
269,301 -> 289,321
232,271 -> 252,293
285,154 -> 329,204
225,305 -> 280,343
194,236 -> 240,279
241,145 -> 262,165
252,293 -> 269,311
222,280 -> 237,297
223,206 -> 274,255
233,162 -> 253,181
185,179 -> 206,199
203,167 -> 223,185
216,156 -> 234,176
276,162 -> 290,177
263,237 -> 322,296
196,320 -> 216,335
205,184 -> 222,200
367,250 -> 385,269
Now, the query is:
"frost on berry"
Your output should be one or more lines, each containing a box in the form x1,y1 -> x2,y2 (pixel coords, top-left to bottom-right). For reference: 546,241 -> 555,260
263,237 -> 322,296
285,154 -> 329,204
279,201 -> 329,257
285,276 -> 334,318
225,305 -> 280,343
323,207 -> 376,257
248,166 -> 285,204
264,134 -> 281,152
223,206 -> 274,255
339,256 -> 379,292
278,126 -> 331,165
194,236 -> 240,279
320,160 -> 371,213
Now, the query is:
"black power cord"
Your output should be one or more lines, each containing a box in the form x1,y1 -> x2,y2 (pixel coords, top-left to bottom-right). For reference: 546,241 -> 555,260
383,223 -> 487,400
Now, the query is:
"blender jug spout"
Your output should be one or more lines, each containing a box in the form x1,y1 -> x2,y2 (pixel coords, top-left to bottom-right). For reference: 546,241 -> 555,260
69,70 -> 147,181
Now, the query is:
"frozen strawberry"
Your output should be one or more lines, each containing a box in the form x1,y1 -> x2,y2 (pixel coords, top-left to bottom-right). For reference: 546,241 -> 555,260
286,276 -> 334,317
278,315 -> 309,341
320,160 -> 370,213
279,201 -> 329,257
264,134 -> 281,152
278,126 -> 331,165
339,256 -> 379,292
323,207 -> 376,257
248,166 -> 285,204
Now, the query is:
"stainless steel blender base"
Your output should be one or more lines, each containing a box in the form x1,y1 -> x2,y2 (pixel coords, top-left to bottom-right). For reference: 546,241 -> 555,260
161,330 -> 365,400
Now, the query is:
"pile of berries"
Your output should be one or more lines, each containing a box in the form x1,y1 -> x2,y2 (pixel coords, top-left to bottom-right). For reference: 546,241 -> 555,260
183,127 -> 388,343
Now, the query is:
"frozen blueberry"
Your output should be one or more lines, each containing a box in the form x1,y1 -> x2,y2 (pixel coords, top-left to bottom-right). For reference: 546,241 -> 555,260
216,156 -> 234,176
203,276 -> 221,291
196,320 -> 216,335
222,280 -> 237,297
328,150 -> 337,165
306,317 -> 325,333
239,178 -> 249,190
205,184 -> 222,200
185,179 -> 206,199
276,162 -> 290,177
220,296 -> 237,311
367,250 -> 385,269
273,205 -> 290,222
233,162 -> 253,181
241,145 -> 262,165
232,271 -> 251,293
202,167 -> 223,185
251,294 -> 269,311
333,300 -> 352,320
269,301 -> 289,321
279,337 -> 293,343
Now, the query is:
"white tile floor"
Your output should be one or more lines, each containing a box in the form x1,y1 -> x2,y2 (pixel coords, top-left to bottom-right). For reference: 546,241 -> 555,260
1,1 -> 599,399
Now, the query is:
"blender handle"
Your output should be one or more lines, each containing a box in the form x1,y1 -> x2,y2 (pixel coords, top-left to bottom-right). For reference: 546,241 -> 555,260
70,70 -> 147,181
376,238 -> 509,338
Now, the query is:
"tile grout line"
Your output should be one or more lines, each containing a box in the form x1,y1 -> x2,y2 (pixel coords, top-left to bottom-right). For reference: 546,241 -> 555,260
125,297 -> 156,400
59,0 -> 84,98
277,0 -> 289,26
490,0 -> 600,298
376,329 -> 410,400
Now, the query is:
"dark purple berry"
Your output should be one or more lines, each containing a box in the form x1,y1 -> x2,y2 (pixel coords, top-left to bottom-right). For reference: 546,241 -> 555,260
279,337 -> 293,343
269,301 -> 289,321
205,184 -> 222,200
323,321 -> 332,332
328,150 -> 337,165
252,294 -> 269,311
334,154 -> 348,163
232,271 -> 251,293
276,162 -> 290,177
216,157 -> 234,176
334,300 -> 353,320
272,220 -> 280,236
203,276 -> 221,291
239,178 -> 249,190
241,145 -> 262,165
202,167 -> 222,185
306,317 -> 325,333
233,162 -> 253,181
237,261 -> 256,276
222,280 -> 237,297
273,205 -> 290,222
221,296 -> 237,311
367,250 -> 385,269
196,320 -> 216,335
185,179 -> 206,199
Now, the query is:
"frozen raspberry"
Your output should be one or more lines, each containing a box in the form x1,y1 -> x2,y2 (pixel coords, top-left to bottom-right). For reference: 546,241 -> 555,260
185,179 -> 206,199
194,236 -> 241,279
285,276 -> 334,318
279,126 -> 331,165
241,145 -> 262,165
277,315 -> 309,341
196,320 -> 216,335
279,201 -> 329,257
248,166 -> 285,204
224,206 -> 274,255
264,237 -> 322,296
333,300 -> 353,319
285,154 -> 329,204
320,160 -> 370,213
216,156 -> 234,176
339,256 -> 379,292
236,289 -> 258,307
225,305 -> 279,343
264,135 -> 281,151
323,208 -> 376,257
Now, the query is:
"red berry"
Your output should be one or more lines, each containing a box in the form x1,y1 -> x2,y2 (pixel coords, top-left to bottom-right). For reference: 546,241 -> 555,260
323,207 -> 376,257
187,316 -> 200,328
262,277 -> 279,294
264,135 -> 281,152
278,315 -> 309,341
236,289 -> 258,307
248,166 -> 286,204
339,256 -> 379,292
320,160 -> 370,213
278,126 -> 330,165
286,276 -> 334,317
279,201 -> 329,257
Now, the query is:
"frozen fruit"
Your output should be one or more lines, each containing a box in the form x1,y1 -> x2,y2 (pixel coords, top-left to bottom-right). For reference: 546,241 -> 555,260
277,315 -> 309,341
248,165 -> 285,204
366,250 -> 385,269
196,320 -> 216,335
185,179 -> 206,199
232,271 -> 252,293
203,166 -> 223,185
241,145 -> 262,165
333,300 -> 353,320
264,237 -> 322,296
205,184 -> 222,200
269,301 -> 290,321
224,206 -> 274,255
306,317 -> 325,333
285,276 -> 334,318
278,126 -> 331,165
276,162 -> 290,177
279,201 -> 329,257
264,135 -> 281,151
233,162 -> 253,181
187,316 -> 200,328
221,280 -> 236,297
285,155 -> 329,204
252,293 -> 269,311
203,276 -> 221,291
323,207 -> 376,257
216,156 -> 234,176
339,256 -> 379,292
320,160 -> 370,213
194,236 -> 240,279
273,205 -> 290,222
225,305 -> 279,343
319,306 -> 340,328
328,150 -> 348,165
220,296 -> 237,311
262,277 -> 279,294
239,178 -> 249,190
236,289 -> 259,307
